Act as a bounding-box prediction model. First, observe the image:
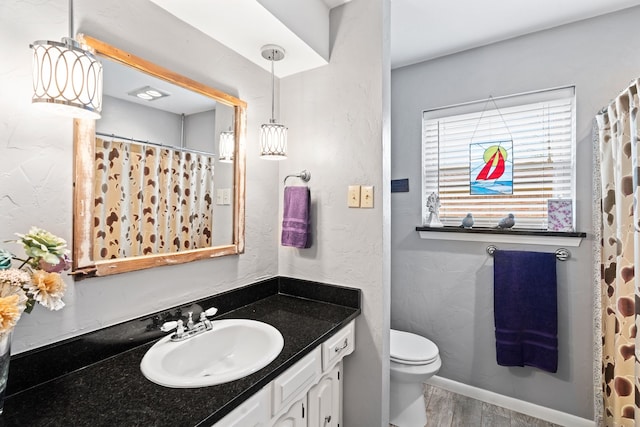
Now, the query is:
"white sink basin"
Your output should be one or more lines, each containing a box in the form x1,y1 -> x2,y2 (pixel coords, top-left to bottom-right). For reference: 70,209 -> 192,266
140,319 -> 284,388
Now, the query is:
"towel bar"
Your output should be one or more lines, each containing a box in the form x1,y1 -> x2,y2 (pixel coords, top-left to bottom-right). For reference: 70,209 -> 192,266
486,245 -> 570,261
284,170 -> 311,186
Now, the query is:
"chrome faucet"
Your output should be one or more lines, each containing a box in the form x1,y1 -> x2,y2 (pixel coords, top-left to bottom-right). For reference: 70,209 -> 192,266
160,307 -> 218,342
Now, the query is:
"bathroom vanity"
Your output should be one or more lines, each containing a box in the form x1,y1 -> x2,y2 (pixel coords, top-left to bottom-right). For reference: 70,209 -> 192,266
0,277 -> 360,426
218,320 -> 354,426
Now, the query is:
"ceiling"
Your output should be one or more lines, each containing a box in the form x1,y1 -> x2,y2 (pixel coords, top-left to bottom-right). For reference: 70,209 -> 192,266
150,0 -> 640,75
391,0 -> 640,69
150,0 -> 332,78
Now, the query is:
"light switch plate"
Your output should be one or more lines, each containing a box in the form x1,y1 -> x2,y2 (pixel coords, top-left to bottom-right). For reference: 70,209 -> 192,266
216,189 -> 225,205
361,186 -> 374,208
348,185 -> 361,208
222,188 -> 231,205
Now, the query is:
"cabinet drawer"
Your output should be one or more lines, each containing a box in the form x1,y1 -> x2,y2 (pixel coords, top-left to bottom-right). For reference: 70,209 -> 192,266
272,347 -> 322,416
322,320 -> 355,371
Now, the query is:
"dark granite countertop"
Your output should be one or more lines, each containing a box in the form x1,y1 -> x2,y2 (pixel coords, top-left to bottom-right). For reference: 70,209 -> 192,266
0,277 -> 361,427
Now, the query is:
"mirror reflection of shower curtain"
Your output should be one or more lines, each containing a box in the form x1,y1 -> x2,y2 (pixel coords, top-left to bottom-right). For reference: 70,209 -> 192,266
597,80 -> 640,427
93,138 -> 214,260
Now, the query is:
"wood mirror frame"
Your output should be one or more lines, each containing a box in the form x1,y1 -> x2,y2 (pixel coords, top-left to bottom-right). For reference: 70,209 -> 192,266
72,34 -> 246,279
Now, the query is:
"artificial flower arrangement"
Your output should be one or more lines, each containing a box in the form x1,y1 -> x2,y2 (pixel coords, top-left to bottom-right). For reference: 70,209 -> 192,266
0,227 -> 69,336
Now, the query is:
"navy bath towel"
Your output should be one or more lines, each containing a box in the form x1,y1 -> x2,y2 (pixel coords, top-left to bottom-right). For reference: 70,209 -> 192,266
493,250 -> 558,373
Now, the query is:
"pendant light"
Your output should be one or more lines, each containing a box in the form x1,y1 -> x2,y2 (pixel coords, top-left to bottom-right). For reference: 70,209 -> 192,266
259,45 -> 287,160
219,129 -> 234,163
30,0 -> 103,119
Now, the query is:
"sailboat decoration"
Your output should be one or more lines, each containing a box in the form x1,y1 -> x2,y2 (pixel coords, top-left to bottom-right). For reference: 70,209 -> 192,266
470,140 -> 513,195
476,145 -> 507,180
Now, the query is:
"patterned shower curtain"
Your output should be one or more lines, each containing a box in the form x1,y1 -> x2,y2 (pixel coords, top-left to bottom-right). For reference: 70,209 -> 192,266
93,138 -> 215,260
597,81 -> 640,426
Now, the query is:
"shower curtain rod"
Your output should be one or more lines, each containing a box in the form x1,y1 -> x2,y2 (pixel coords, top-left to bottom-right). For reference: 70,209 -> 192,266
597,78 -> 639,116
96,132 -> 216,157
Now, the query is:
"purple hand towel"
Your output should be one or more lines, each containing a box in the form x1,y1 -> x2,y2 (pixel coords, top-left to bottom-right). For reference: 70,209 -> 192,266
281,186 -> 311,248
493,249 -> 557,373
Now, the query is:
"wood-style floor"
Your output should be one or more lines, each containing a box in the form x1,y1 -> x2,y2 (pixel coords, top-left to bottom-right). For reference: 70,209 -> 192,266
391,384 -> 564,427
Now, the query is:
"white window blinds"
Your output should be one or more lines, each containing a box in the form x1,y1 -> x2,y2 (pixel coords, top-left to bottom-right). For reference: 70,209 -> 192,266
422,87 -> 576,229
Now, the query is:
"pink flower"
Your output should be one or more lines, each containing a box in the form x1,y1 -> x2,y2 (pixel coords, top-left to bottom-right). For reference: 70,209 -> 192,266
38,254 -> 71,273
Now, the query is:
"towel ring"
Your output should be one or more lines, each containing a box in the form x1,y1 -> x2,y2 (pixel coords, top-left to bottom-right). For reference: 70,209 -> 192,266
284,170 -> 311,186
486,245 -> 570,261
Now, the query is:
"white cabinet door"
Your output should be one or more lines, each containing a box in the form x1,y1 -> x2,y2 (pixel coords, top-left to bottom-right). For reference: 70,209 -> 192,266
307,363 -> 342,427
214,387 -> 270,427
271,347 -> 322,416
270,397 -> 306,427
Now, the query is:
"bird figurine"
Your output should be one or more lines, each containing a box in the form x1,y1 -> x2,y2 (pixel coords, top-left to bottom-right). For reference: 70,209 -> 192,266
460,213 -> 474,228
496,213 -> 515,229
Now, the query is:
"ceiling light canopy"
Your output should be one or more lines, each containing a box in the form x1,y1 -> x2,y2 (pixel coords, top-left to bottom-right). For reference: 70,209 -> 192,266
128,86 -> 170,102
30,0 -> 103,119
260,44 -> 287,160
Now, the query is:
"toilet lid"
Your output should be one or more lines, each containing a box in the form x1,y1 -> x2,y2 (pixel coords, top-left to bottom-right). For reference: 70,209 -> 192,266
390,329 -> 439,364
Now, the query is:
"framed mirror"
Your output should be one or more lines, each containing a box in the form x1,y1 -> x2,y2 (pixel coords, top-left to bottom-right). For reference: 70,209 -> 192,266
72,35 -> 246,279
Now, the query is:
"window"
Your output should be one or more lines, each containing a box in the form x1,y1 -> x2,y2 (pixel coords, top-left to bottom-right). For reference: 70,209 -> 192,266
422,86 -> 575,230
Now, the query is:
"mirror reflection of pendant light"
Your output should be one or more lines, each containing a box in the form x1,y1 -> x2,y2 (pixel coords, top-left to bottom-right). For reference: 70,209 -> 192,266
30,0 -> 103,119
219,129 -> 234,163
259,45 -> 287,160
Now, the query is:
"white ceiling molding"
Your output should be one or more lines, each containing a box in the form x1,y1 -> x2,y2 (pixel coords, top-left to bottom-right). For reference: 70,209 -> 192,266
150,0 -> 329,78
258,0 -> 329,61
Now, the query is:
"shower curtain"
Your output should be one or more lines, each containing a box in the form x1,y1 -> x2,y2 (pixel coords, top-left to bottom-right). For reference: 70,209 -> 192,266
597,80 -> 640,427
93,138 -> 215,260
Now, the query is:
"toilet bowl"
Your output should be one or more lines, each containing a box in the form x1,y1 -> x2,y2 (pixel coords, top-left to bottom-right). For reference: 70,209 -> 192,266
390,329 -> 441,427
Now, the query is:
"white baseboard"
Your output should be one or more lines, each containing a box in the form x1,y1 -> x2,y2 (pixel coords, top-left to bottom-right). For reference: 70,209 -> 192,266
426,376 -> 595,427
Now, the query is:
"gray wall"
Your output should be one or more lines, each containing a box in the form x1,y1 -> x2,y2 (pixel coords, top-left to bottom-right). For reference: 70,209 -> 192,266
98,95 -> 183,145
280,0 -> 391,425
184,109 -> 216,152
98,95 -> 216,151
391,6 -> 640,419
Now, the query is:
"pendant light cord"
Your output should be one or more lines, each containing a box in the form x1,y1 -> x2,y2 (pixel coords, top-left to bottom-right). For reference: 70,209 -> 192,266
270,55 -> 275,122
68,0 -> 74,39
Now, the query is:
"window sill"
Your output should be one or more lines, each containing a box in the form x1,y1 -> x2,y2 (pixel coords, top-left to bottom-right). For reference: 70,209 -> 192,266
415,226 -> 586,247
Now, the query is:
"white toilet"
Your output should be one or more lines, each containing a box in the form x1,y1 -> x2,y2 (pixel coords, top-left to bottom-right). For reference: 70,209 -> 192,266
390,329 -> 441,427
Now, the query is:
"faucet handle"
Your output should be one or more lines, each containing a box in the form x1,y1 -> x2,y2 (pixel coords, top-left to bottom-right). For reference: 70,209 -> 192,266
204,307 -> 218,317
160,320 -> 178,332
200,307 -> 216,330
